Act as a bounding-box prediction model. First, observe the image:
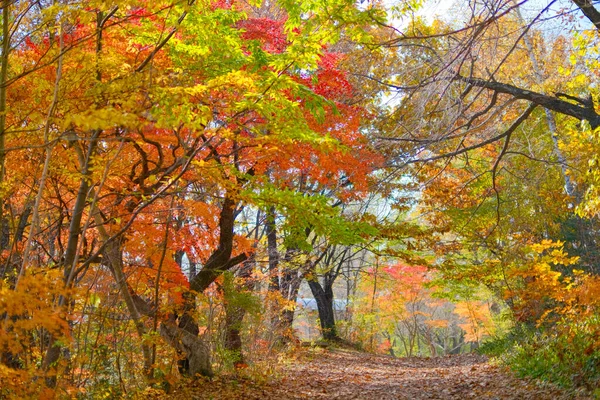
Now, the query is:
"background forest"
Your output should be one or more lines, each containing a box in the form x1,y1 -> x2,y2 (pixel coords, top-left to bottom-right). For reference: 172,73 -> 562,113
0,0 -> 599,398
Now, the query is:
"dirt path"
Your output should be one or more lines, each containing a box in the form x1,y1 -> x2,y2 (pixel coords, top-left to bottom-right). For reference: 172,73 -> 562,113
161,349 -> 591,399
266,349 -> 586,399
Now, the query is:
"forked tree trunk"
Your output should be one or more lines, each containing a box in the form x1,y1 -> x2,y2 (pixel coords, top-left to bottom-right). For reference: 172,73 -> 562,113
159,316 -> 212,377
307,279 -> 338,341
173,191 -> 246,376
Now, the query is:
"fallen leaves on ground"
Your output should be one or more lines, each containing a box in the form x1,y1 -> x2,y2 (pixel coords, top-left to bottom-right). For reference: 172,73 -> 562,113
147,349 -> 593,399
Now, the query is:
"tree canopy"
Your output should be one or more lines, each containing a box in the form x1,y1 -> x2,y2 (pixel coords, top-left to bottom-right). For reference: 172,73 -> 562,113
1,0 -> 599,397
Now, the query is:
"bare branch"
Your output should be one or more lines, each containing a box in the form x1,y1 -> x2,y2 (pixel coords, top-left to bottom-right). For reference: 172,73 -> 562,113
571,0 -> 600,31
456,76 -> 600,128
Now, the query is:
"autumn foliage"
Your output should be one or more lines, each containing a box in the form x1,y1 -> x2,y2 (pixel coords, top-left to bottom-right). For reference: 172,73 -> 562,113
1,0 -> 600,397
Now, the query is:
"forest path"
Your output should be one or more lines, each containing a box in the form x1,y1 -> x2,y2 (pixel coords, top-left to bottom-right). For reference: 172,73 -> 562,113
164,348 -> 591,399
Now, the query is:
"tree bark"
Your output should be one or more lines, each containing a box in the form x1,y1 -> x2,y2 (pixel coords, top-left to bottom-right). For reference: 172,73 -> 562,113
159,317 -> 212,377
93,218 -> 155,380
176,191 -> 246,375
223,258 -> 255,366
276,260 -> 304,337
571,0 -> 600,31
307,278 -> 338,341
0,0 -> 10,250
456,75 -> 600,129
266,206 -> 279,292
42,130 -> 100,387
189,194 -> 247,293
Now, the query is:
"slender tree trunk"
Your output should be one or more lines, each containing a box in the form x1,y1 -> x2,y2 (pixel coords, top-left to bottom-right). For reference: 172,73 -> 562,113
93,213 -> 155,379
512,3 -> 576,198
149,200 -> 174,381
276,265 -> 303,338
514,1 -> 600,273
17,18 -> 64,287
0,0 -> 9,250
369,256 -> 379,350
42,9 -> 113,385
42,129 -> 100,387
266,206 -> 279,292
223,257 -> 255,366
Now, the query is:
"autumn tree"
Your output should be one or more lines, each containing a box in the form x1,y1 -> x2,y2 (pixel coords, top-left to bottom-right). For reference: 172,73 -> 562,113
355,0 -> 600,388
0,0 -> 392,395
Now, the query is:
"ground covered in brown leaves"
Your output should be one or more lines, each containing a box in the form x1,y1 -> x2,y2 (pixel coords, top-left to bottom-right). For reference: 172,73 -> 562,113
148,348 -> 593,399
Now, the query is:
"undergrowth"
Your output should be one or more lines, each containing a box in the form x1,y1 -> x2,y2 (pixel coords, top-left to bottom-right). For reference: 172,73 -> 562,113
480,315 -> 600,396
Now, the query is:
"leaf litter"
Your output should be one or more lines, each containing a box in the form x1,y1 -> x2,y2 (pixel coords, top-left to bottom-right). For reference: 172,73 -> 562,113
152,348 -> 593,399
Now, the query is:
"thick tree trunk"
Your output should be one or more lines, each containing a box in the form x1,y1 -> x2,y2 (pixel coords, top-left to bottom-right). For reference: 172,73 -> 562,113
176,191 -> 246,375
98,235 -> 213,379
223,306 -> 245,364
307,279 -> 338,341
159,317 -> 212,377
171,251 -> 202,375
170,291 -> 201,375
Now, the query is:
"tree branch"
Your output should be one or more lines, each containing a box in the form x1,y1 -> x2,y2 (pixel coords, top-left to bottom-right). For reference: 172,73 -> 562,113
135,1 -> 196,73
189,192 -> 248,293
571,0 -> 600,31
456,75 -> 600,128
406,103 -> 535,164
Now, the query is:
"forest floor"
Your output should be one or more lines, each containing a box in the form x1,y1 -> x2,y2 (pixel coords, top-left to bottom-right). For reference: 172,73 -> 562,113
150,347 -> 593,400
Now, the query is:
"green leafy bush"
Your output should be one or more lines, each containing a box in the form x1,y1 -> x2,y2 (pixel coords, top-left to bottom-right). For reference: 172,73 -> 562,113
481,315 -> 600,391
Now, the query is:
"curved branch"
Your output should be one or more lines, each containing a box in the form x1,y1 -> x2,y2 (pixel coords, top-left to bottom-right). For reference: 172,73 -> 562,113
456,75 -> 600,128
405,102 -> 536,165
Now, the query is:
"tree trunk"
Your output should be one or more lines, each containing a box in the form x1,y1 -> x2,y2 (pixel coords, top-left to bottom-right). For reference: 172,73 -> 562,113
0,0 -> 10,249
176,191 -> 246,376
224,307 -> 244,361
159,317 -> 212,377
42,131 -> 99,387
223,258 -> 255,366
307,278 -> 338,341
275,265 -> 303,339
172,250 -> 202,375
266,206 -> 279,292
